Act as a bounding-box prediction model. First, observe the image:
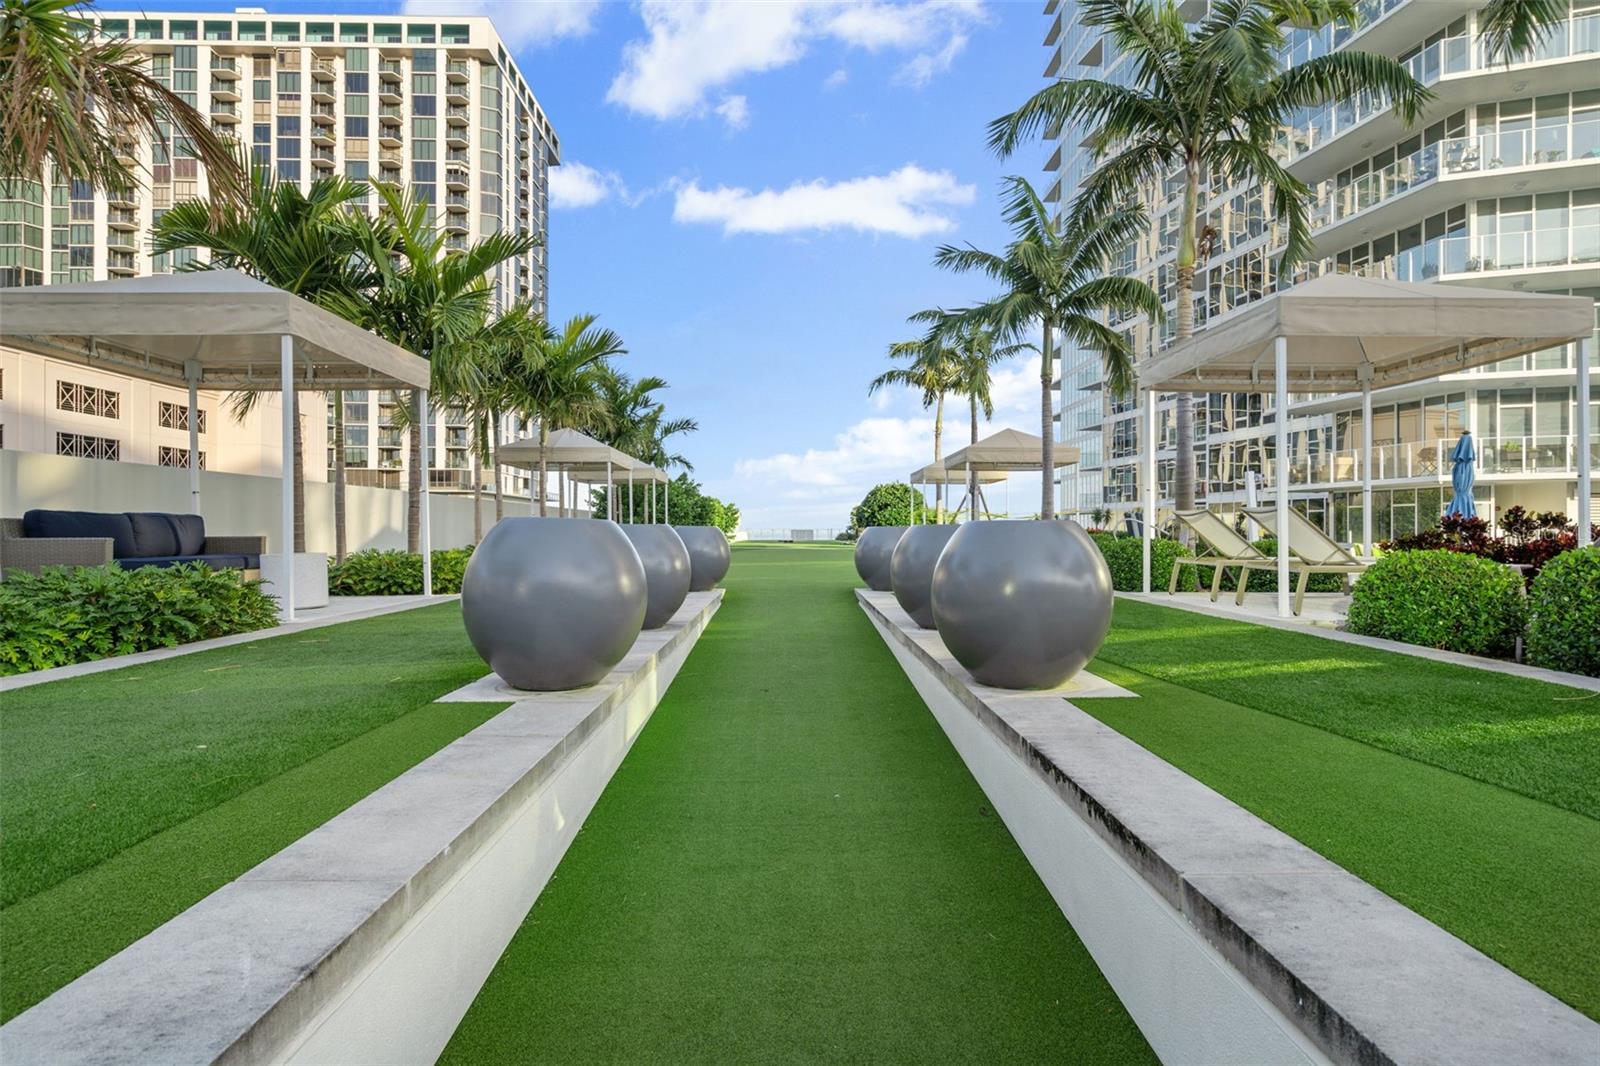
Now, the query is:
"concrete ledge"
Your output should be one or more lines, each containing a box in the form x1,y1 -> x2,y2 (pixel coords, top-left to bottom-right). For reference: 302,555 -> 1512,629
0,591 -> 723,1065
858,590 -> 1598,1066
0,595 -> 459,693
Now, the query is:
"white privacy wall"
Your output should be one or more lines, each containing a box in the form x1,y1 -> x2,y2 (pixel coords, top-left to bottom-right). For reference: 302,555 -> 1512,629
1,451 -> 544,553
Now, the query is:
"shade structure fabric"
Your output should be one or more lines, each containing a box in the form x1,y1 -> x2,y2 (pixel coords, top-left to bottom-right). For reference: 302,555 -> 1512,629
909,462 -> 1010,486
941,428 -> 1081,472
0,269 -> 430,391
1138,274 -> 1593,394
495,428 -> 637,474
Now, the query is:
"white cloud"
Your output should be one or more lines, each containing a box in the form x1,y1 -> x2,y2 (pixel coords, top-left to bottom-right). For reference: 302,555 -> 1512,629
988,353 -> 1042,414
823,68 -> 849,90
401,0 -> 601,48
895,32 -> 968,88
714,94 -> 751,130
548,161 -> 627,209
736,417 -> 934,488
672,164 -> 975,238
608,0 -> 984,122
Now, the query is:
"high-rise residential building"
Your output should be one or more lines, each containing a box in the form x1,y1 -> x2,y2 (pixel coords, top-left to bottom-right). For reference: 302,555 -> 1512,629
0,9 -> 558,500
1043,0 -> 1598,543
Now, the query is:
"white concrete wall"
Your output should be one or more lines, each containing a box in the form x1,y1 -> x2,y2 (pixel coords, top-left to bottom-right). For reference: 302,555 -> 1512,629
1,449 -> 548,553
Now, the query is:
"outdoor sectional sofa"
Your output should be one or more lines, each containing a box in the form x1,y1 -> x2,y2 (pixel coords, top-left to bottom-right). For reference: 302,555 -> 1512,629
0,510 -> 264,578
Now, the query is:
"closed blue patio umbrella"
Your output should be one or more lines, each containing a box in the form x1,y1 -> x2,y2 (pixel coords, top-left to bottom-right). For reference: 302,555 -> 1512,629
1446,430 -> 1477,519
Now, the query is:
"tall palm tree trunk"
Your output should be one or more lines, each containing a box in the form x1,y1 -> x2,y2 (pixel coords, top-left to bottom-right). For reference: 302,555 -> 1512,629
492,412 -> 505,523
471,418 -> 484,545
1172,163 -> 1201,513
970,395 -> 980,517
407,388 -> 423,553
1039,320 -> 1055,520
932,392 -> 945,522
332,392 -> 347,563
537,420 -> 550,517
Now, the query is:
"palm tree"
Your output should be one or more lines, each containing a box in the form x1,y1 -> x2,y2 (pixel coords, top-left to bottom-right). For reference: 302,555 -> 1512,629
935,177 -> 1162,519
915,313 -> 1030,515
1,0 -> 243,201
444,301 -> 532,543
152,170 -> 369,552
869,324 -> 959,520
504,314 -> 625,516
985,0 -> 1428,512
333,181 -> 539,549
1479,1 -> 1570,64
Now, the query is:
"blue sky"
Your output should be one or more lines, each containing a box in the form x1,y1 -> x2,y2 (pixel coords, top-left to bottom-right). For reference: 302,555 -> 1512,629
154,0 -> 1053,528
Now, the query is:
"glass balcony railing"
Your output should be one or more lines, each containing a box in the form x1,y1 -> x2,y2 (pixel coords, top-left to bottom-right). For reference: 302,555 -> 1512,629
1311,120 -> 1600,229
1260,434 -> 1596,487
1354,224 -> 1600,282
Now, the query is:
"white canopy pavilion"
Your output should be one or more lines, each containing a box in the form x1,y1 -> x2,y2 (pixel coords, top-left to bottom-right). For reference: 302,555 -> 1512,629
908,461 -> 1008,522
1135,274 -> 1594,617
495,429 -> 663,521
0,270 -> 432,622
940,428 -> 1081,520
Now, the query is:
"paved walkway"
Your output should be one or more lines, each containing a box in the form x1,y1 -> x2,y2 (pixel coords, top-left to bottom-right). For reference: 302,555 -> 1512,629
441,543 -> 1154,1064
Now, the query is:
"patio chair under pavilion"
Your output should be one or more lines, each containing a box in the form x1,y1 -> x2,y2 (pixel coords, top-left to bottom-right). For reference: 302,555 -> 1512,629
495,429 -> 645,521
908,461 -> 1009,522
1134,273 -> 1594,617
0,270 -> 432,622
940,428 -> 1081,520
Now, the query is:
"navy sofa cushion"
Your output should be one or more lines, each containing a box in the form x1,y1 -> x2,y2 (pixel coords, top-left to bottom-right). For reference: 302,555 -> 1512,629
168,514 -> 206,556
125,513 -> 180,558
116,554 -> 252,572
23,509 -> 138,559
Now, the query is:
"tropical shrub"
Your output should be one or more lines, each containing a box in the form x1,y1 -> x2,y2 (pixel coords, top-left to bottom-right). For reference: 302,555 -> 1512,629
1346,549 -> 1525,658
0,563 -> 279,676
327,547 -> 474,596
1525,547 -> 1600,677
848,483 -> 929,534
1383,508 -> 1595,582
592,473 -> 740,535
1089,532 -> 1198,593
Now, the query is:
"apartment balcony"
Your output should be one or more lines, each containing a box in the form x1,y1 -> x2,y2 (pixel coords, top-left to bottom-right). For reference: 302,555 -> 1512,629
107,252 -> 137,275
445,148 -> 470,166
309,103 -> 336,126
1309,121 -> 1600,257
445,105 -> 470,127
310,125 -> 335,146
378,60 -> 403,81
209,100 -> 240,123
378,149 -> 402,170
210,55 -> 240,79
310,147 -> 336,169
378,123 -> 403,149
445,127 -> 469,149
443,234 -> 469,253
446,60 -> 471,83
209,78 -> 240,101
106,208 -> 138,230
445,193 -> 470,212
106,230 -> 137,252
1282,14 -> 1600,180
443,215 -> 469,235
1358,224 -> 1600,291
379,82 -> 403,105
113,140 -> 138,167
446,83 -> 469,106
107,187 -> 137,208
310,57 -> 337,81
444,166 -> 470,191
1272,434 -> 1598,491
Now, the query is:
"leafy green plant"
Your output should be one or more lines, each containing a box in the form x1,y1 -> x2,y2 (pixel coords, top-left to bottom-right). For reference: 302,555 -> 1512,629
848,484 -> 929,533
1346,550 -> 1525,659
327,547 -> 475,596
1214,538 -> 1347,595
0,564 -> 279,676
1525,547 -> 1600,677
1089,532 -> 1198,593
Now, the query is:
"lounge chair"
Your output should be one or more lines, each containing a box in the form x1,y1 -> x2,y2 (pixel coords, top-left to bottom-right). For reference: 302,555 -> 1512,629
1239,506 -> 1369,615
1167,509 -> 1269,601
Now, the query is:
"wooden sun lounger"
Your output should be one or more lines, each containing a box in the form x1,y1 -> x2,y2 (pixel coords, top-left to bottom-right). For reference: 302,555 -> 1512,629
1239,506 -> 1370,615
1167,509 -> 1268,601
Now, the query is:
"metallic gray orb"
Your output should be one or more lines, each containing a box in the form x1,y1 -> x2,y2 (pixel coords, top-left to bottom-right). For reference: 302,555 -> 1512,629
461,517 -> 647,691
930,519 -> 1113,690
621,525 -> 691,629
890,524 -> 959,629
674,525 -> 731,591
854,526 -> 907,591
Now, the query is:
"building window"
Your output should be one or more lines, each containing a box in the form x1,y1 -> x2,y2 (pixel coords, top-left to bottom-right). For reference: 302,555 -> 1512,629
57,431 -> 120,461
158,400 -> 206,433
57,380 -> 120,418
158,445 -> 206,469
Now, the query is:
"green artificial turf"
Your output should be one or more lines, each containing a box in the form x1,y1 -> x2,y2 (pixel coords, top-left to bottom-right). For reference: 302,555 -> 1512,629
1079,601 -> 1600,1019
442,543 -> 1155,1065
0,602 -> 504,1021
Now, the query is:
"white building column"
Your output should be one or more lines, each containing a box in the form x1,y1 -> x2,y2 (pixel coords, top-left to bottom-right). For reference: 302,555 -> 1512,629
1141,389 -> 1156,594
186,360 -> 201,513
278,336 -> 295,624
606,464 -> 614,521
1275,337 -> 1290,618
420,390 -> 432,596
1361,377 -> 1373,552
627,466 -> 634,523
1579,335 -> 1593,548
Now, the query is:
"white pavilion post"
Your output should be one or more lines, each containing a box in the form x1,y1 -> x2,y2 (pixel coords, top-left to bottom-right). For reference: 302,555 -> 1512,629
1578,334 -> 1592,548
1141,389 -> 1155,594
665,477 -> 670,524
628,466 -> 634,523
1361,377 -> 1374,553
185,361 -> 201,513
606,464 -> 614,521
1275,337 -> 1291,618
278,336 -> 295,624
420,389 -> 432,596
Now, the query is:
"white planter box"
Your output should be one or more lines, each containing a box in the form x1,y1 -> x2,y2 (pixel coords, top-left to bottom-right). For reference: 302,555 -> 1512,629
258,551 -> 329,610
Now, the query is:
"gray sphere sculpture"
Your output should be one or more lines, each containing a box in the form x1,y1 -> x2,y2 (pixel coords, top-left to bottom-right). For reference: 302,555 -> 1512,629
461,517 -> 647,691
674,525 -> 731,590
853,526 -> 907,591
621,525 -> 692,629
890,524 -> 960,629
930,519 -> 1113,690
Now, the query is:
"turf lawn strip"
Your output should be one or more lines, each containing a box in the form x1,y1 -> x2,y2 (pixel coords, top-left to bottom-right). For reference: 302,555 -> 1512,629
442,543 -> 1154,1064
0,601 -> 506,1021
1098,599 -> 1600,819
1078,640 -> 1599,1019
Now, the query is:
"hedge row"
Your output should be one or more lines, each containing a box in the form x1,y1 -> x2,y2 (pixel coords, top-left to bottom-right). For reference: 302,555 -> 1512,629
327,547 -> 474,596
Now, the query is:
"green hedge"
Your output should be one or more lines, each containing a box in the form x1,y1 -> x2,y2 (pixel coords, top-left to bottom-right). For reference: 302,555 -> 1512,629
0,564 -> 280,676
1346,549 -> 1525,658
327,547 -> 474,596
1089,533 -> 1199,592
1526,547 -> 1600,676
